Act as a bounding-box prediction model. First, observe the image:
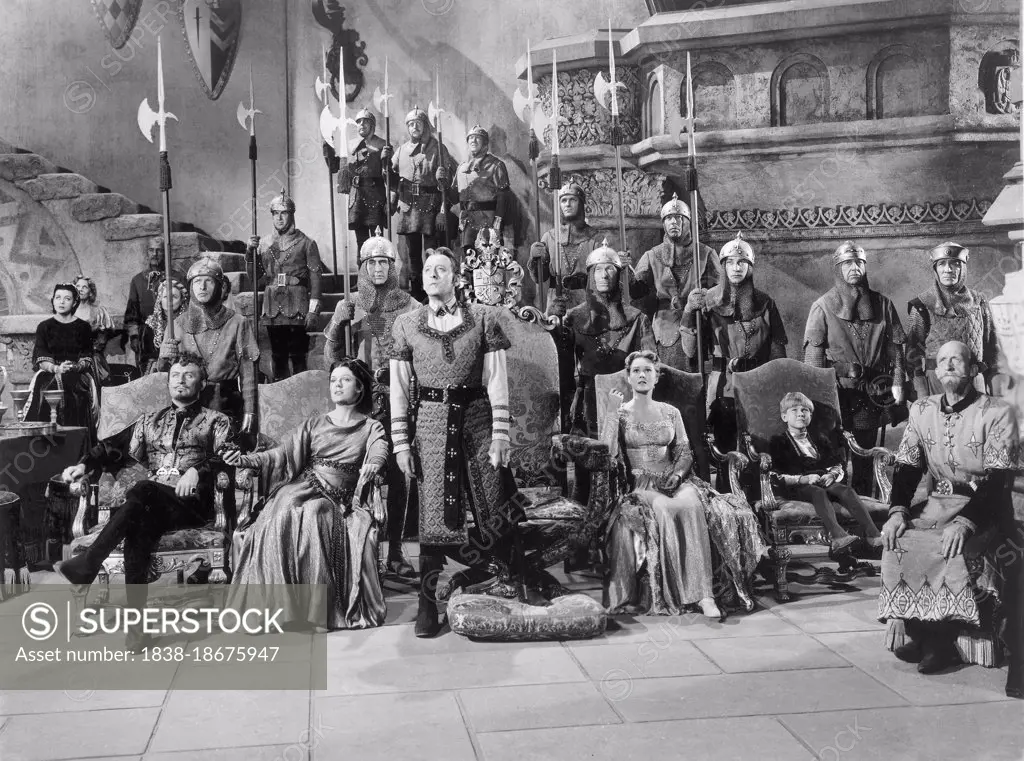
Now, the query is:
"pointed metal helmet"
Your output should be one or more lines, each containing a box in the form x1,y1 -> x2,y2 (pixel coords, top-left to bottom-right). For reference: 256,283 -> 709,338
660,193 -> 690,220
832,240 -> 867,267
405,105 -> 428,125
354,108 -> 376,126
559,182 -> 586,205
585,238 -> 624,270
466,124 -> 489,141
928,241 -> 970,265
186,255 -> 230,297
269,187 -> 296,213
359,227 -> 396,263
719,232 -> 755,265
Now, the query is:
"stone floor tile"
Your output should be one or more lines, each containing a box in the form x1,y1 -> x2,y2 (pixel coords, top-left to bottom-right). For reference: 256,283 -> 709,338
761,588 -> 886,633
610,668 -> 907,722
693,633 -> 851,673
313,692 -> 476,761
145,747 -> 299,760
382,596 -> 419,626
815,631 -> 1013,706
458,682 -> 621,732
322,620 -> 559,660
624,607 -> 803,641
321,645 -> 587,696
475,716 -> 815,761
779,703 -> 1024,761
0,689 -> 168,716
569,640 -> 720,685
0,707 -> 160,761
148,690 -> 309,753
563,616 -> 657,647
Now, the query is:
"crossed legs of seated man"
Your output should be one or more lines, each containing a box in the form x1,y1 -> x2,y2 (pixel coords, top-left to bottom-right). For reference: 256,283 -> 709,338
54,481 -> 211,650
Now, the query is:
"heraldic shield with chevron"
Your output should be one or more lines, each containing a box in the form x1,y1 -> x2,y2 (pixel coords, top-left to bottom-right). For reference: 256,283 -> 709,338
177,0 -> 242,100
89,0 -> 143,49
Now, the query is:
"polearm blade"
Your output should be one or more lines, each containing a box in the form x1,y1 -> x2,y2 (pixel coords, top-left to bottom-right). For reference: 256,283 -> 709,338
429,68 -> 452,251
514,40 -> 546,309
137,37 -> 178,340
683,51 -> 705,383
372,56 -> 394,242
237,62 -> 262,350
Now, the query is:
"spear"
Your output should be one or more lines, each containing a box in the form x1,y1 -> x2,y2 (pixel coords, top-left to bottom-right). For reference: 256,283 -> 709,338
682,52 -> 705,383
594,19 -> 630,300
137,36 -> 179,340
513,41 -> 547,309
550,50 -> 563,300
236,62 -> 262,343
372,57 -> 394,242
429,70 -> 452,251
320,44 -> 356,356
316,43 -> 341,283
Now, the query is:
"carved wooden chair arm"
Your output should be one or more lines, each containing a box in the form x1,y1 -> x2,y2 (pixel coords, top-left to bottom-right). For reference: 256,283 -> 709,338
706,431 -> 729,464
842,429 -> 895,504
723,449 -> 751,497
741,434 -> 779,513
214,470 -> 231,533
551,434 -> 611,472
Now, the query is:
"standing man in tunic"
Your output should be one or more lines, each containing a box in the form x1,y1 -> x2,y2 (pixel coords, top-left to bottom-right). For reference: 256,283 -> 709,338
528,182 -> 605,317
247,190 -> 323,380
906,242 -> 998,399
681,233 -> 787,489
125,236 -> 180,372
632,194 -> 719,373
160,257 -> 259,433
339,108 -> 393,252
390,106 -> 456,302
803,241 -> 906,495
455,125 -> 513,251
324,230 -> 419,578
390,249 -> 517,637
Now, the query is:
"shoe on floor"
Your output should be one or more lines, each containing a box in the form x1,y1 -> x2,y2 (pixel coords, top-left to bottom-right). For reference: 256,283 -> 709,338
918,640 -> 960,674
387,556 -> 417,579
414,600 -> 443,638
698,597 -> 722,619
830,534 -> 861,555
893,641 -> 923,663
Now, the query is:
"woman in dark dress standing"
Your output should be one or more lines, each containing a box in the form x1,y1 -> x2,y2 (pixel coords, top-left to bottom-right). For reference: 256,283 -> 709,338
22,283 -> 98,437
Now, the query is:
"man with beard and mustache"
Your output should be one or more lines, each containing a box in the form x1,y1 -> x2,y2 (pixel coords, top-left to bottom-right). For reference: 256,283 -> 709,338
324,230 -> 419,578
125,237 -> 183,371
54,352 -> 234,652
247,190 -> 323,380
681,233 -> 787,491
632,194 -> 719,373
907,242 -> 997,400
803,240 -> 906,495
339,109 -> 394,251
159,257 -> 259,434
455,125 -> 513,250
880,341 -> 1018,681
562,240 -> 654,438
528,183 -> 607,317
390,107 -> 457,303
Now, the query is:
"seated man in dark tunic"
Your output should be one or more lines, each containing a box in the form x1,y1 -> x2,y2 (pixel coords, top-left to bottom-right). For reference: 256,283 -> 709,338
54,353 -> 234,651
880,341 -> 1018,680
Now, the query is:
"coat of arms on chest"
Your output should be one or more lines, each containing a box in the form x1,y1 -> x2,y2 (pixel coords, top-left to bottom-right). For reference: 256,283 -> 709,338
461,228 -> 523,308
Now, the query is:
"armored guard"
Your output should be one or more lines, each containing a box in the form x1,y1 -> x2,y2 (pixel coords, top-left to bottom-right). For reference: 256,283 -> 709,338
456,125 -> 512,250
339,108 -> 393,251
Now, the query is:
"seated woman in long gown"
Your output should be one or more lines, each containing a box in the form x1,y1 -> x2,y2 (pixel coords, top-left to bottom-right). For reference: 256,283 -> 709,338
73,276 -> 115,386
225,358 -> 389,630
23,283 -> 99,436
604,350 -> 767,617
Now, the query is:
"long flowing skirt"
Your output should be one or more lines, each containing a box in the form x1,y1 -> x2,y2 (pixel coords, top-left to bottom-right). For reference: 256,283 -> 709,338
23,369 -> 98,433
229,478 -> 385,630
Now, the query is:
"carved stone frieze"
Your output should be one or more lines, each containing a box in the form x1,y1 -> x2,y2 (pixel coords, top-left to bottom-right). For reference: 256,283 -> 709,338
540,169 -> 668,219
536,66 -> 641,149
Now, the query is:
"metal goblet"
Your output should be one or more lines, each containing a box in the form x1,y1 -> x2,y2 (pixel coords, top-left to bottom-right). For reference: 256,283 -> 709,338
43,389 -> 64,427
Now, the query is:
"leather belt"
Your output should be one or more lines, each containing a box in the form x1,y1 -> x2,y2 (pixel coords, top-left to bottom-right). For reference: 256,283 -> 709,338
399,178 -> 440,197
933,479 -> 976,498
418,385 -> 488,405
152,467 -> 180,478
270,275 -> 305,286
351,176 -> 384,187
462,201 -> 497,212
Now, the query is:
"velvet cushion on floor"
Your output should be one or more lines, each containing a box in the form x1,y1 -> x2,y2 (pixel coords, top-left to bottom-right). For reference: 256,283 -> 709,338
447,592 -> 607,641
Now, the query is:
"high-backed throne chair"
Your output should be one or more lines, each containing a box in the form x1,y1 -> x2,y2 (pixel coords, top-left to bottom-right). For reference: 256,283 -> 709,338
61,373 -> 234,593
729,358 -> 893,601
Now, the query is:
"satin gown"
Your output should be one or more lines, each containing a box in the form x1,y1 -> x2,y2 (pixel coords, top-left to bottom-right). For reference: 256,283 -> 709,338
605,401 -> 767,614
230,415 -> 389,630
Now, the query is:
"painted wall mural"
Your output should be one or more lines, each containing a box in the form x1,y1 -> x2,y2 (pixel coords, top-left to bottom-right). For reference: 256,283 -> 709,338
0,180 -> 84,316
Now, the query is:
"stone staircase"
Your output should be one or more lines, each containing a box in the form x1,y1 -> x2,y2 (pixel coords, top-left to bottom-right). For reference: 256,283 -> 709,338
0,138 -> 353,385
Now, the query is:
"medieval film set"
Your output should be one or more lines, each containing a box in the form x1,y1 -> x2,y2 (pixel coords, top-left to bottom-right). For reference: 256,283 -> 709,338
0,0 -> 1023,759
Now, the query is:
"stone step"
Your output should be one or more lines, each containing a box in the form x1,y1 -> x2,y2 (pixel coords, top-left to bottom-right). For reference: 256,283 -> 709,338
0,153 -> 58,182
102,214 -> 192,241
71,193 -> 140,222
0,138 -> 16,154
17,173 -> 99,200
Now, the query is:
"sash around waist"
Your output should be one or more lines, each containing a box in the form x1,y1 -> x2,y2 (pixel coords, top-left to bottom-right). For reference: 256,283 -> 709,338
626,445 -> 669,467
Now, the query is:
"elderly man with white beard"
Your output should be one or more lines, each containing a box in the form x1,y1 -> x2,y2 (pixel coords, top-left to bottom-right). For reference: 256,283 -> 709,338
879,340 -> 1018,680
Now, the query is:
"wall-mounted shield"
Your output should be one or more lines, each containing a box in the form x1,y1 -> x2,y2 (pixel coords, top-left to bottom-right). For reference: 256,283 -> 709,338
89,0 -> 143,49
177,0 -> 242,100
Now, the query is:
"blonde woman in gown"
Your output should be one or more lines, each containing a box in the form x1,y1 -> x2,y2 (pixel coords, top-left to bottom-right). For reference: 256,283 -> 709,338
226,359 -> 389,630
605,350 -> 767,616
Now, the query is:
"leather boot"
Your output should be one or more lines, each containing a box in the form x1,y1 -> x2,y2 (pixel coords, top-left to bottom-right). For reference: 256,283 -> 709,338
415,550 -> 444,638
918,623 -> 961,674
54,501 -> 134,586
271,354 -> 290,382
